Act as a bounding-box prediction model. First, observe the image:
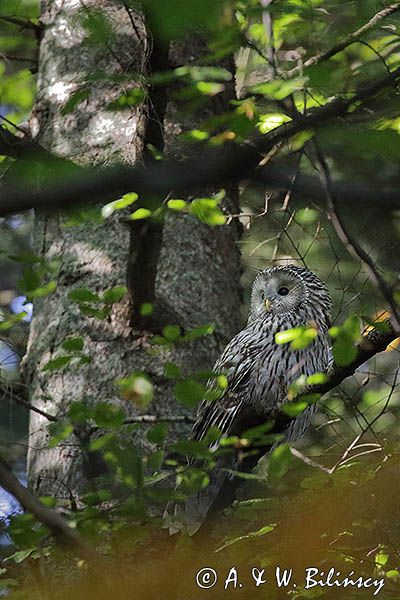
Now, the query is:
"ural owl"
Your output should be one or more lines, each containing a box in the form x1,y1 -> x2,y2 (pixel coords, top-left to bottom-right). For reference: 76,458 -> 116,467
172,265 -> 332,534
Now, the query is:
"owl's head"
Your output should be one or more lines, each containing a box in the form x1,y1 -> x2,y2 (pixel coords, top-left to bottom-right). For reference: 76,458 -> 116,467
249,265 -> 332,324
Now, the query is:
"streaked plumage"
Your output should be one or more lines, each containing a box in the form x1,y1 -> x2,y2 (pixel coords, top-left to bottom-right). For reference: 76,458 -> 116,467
172,265 -> 332,534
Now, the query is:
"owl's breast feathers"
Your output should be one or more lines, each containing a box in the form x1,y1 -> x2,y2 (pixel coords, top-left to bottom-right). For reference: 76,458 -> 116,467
193,305 -> 330,444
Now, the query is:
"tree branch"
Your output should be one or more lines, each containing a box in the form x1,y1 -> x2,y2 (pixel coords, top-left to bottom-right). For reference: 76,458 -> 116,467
0,455 -> 100,563
0,15 -> 40,31
0,66 -> 400,216
0,124 -> 56,161
253,164 -> 400,210
0,382 -> 58,422
285,3 -> 400,79
274,322 -> 398,430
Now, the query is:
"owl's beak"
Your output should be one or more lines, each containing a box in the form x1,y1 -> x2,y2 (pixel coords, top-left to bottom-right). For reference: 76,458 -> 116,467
264,298 -> 271,311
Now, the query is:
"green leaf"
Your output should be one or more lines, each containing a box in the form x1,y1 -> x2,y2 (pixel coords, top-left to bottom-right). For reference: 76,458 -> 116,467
82,9 -> 115,46
167,199 -> 187,211
241,421 -> 274,440
19,267 -> 40,293
268,443 -> 291,481
150,335 -> 169,346
170,440 -> 211,459
9,252 -> 43,264
89,433 -> 116,451
147,449 -> 164,470
0,312 -> 28,331
130,208 -> 152,220
252,77 -> 305,100
5,549 -> 35,564
258,112 -> 291,133
48,423 -> 74,448
82,489 -> 112,506
375,546 -> 389,568
307,373 -> 327,385
62,336 -> 84,352
93,403 -> 125,429
102,285 -> 127,304
104,444 -> 143,489
38,496 -> 57,508
281,400 -> 310,417
147,423 -> 169,444
296,208 -> 319,225
275,325 -> 317,349
386,570 -> 399,579
61,89 -> 90,115
332,335 -> 357,367
102,192 -> 138,218
162,325 -> 181,342
164,362 -> 181,378
108,87 -> 146,110
174,379 -> 206,408
43,356 -> 72,371
190,197 -> 226,226
26,280 -> 57,299
363,318 -> 391,333
176,466 -> 210,495
140,302 -> 154,316
183,323 -> 215,341
68,401 -> 92,424
69,288 -> 100,303
79,305 -> 110,320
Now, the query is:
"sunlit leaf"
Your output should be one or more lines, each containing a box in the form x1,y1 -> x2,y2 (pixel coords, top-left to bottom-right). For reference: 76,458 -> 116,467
268,443 -> 291,481
174,379 -> 206,408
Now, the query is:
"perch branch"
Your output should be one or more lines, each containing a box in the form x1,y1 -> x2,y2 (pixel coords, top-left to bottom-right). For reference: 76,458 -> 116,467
282,322 -> 398,416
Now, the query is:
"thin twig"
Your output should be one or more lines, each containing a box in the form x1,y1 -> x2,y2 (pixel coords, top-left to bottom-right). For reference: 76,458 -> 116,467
290,447 -> 331,473
285,3 -> 400,78
315,146 -> 400,334
123,414 -> 194,425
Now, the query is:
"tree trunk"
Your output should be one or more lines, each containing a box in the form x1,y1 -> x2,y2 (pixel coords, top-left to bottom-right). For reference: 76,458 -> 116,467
25,2 -> 242,503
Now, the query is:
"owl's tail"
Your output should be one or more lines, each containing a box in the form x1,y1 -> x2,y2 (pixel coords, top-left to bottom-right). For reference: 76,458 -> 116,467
164,446 -> 264,536
164,404 -> 318,535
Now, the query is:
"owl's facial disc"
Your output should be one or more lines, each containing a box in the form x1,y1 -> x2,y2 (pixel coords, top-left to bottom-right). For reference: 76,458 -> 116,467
250,267 -> 308,319
263,274 -> 304,313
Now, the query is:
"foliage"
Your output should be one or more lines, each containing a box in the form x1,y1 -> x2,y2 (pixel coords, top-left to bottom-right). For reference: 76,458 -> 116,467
0,0 -> 399,598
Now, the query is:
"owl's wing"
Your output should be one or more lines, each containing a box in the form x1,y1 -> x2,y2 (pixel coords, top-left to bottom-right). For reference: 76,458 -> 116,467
172,327 -> 267,534
192,327 -> 261,443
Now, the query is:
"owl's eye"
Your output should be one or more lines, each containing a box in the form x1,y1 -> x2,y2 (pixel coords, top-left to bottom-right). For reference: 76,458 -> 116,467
261,291 -> 265,300
278,286 -> 289,296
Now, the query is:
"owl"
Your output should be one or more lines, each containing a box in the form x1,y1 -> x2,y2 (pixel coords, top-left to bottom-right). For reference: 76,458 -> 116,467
171,265 -> 332,534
